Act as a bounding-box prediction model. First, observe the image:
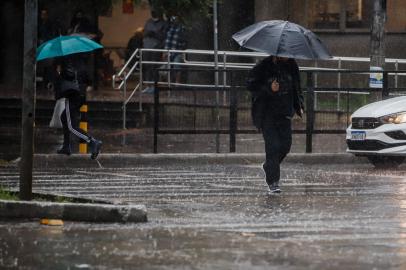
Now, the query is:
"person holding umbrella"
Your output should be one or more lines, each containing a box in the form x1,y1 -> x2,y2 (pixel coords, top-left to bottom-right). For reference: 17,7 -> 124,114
38,35 -> 103,159
52,54 -> 102,159
247,56 -> 303,193
233,20 -> 332,194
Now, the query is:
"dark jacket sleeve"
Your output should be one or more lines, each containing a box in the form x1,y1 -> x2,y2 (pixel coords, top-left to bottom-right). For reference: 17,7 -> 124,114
290,60 -> 304,117
247,60 -> 269,130
247,61 -> 267,96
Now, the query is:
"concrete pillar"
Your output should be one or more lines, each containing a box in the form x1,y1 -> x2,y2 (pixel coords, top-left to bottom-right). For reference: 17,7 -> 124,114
370,0 -> 387,69
339,0 -> 347,31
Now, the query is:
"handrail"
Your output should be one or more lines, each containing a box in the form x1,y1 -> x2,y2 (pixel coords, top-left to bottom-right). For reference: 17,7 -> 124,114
113,48 -> 406,93
118,48 -> 139,77
124,83 -> 140,106
112,47 -> 406,144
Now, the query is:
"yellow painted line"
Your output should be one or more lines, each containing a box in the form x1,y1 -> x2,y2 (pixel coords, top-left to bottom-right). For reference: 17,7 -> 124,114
40,219 -> 64,226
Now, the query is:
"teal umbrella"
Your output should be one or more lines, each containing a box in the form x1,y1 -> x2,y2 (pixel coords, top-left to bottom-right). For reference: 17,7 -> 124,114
36,35 -> 103,61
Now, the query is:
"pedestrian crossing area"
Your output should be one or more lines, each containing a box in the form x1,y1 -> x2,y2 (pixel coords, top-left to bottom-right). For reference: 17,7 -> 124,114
0,166 -> 272,202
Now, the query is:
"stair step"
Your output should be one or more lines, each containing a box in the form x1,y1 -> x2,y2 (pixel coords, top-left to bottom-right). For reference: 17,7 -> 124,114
0,97 -> 148,128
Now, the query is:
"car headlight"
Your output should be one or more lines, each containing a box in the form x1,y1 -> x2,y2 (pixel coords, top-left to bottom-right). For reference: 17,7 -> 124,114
379,112 -> 406,124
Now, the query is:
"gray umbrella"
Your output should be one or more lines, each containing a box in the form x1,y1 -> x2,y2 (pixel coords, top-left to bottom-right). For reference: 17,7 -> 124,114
232,20 -> 332,60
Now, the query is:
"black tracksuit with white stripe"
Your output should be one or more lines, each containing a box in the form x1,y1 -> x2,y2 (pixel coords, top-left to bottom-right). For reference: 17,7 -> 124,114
54,56 -> 91,147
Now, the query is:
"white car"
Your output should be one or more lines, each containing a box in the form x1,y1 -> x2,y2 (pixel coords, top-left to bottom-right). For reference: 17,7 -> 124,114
346,96 -> 406,168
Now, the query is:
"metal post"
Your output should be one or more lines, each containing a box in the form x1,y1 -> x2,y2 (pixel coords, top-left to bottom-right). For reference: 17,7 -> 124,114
139,50 -> 143,111
19,0 -> 37,201
314,61 -> 318,110
79,104 -> 88,153
382,71 -> 389,99
223,52 -> 227,105
337,58 -> 342,111
167,50 -> 171,98
395,60 -> 398,88
229,82 -> 238,153
213,0 -> 220,153
122,71 -> 127,145
153,79 -> 159,153
306,72 -> 314,153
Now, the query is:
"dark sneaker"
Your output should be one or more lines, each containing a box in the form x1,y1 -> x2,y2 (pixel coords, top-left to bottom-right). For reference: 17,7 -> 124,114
57,146 -> 71,156
268,183 -> 281,194
89,139 -> 102,160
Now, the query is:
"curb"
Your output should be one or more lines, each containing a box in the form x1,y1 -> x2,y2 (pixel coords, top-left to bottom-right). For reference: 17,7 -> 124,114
21,153 -> 367,169
0,200 -> 147,223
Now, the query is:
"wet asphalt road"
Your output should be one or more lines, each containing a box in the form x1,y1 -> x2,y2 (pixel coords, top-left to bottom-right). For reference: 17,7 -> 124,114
1,162 -> 406,269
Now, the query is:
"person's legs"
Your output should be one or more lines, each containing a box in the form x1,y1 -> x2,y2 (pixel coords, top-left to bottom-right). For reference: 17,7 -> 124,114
277,118 -> 292,163
262,118 -> 282,189
64,97 -> 91,143
58,109 -> 72,155
64,96 -> 102,159
262,116 -> 292,193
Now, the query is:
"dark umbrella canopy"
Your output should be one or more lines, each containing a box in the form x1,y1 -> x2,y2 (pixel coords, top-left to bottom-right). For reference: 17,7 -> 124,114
232,20 -> 332,60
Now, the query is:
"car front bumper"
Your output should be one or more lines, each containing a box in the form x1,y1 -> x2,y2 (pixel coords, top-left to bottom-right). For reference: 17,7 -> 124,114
346,123 -> 406,155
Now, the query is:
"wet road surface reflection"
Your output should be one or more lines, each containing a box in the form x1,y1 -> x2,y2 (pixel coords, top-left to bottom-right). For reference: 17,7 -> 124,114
1,163 -> 406,269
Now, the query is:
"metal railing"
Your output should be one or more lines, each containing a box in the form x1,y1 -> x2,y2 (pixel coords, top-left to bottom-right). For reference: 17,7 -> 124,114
151,68 -> 406,153
112,48 -> 406,139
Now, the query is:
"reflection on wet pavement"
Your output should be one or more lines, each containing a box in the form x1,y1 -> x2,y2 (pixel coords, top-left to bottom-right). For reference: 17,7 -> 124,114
0,126 -> 347,160
1,163 -> 406,269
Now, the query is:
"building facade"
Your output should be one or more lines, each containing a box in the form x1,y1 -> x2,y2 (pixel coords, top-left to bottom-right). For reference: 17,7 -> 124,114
1,0 -> 406,91
255,0 -> 406,61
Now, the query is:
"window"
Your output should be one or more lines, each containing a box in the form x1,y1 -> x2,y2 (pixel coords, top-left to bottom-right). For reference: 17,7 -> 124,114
308,0 -> 372,30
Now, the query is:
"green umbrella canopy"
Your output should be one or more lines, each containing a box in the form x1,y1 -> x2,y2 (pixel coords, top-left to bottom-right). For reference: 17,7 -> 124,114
36,35 -> 103,61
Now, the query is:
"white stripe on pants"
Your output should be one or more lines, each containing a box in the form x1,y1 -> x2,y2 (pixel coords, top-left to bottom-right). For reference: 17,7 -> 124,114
65,98 -> 91,143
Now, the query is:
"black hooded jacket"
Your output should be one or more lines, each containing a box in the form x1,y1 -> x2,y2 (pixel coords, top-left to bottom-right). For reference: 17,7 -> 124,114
52,55 -> 89,100
247,56 -> 304,129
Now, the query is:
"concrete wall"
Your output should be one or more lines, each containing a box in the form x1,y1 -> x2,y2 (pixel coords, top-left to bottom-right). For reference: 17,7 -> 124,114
254,0 -> 406,60
255,0 -> 289,21
98,3 -> 150,48
318,32 -> 406,62
387,0 -> 406,32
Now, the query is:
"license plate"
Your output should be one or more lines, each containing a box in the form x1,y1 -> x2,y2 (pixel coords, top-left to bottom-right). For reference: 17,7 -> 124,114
351,131 -> 366,141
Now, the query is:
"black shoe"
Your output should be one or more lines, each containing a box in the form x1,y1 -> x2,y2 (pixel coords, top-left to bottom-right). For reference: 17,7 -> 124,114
57,146 -> 71,156
89,138 -> 102,160
268,183 -> 281,194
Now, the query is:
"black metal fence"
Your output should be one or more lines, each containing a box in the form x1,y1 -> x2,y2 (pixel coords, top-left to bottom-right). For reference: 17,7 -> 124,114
153,68 -> 406,153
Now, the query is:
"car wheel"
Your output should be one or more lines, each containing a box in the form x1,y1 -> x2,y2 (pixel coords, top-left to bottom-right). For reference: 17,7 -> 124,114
367,156 -> 405,169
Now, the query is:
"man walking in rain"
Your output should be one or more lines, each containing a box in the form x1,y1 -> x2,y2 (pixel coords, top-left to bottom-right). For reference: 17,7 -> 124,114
247,56 -> 304,194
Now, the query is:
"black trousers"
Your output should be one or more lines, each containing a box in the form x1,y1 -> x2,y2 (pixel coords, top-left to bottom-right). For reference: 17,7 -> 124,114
60,94 -> 91,147
262,116 -> 292,185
